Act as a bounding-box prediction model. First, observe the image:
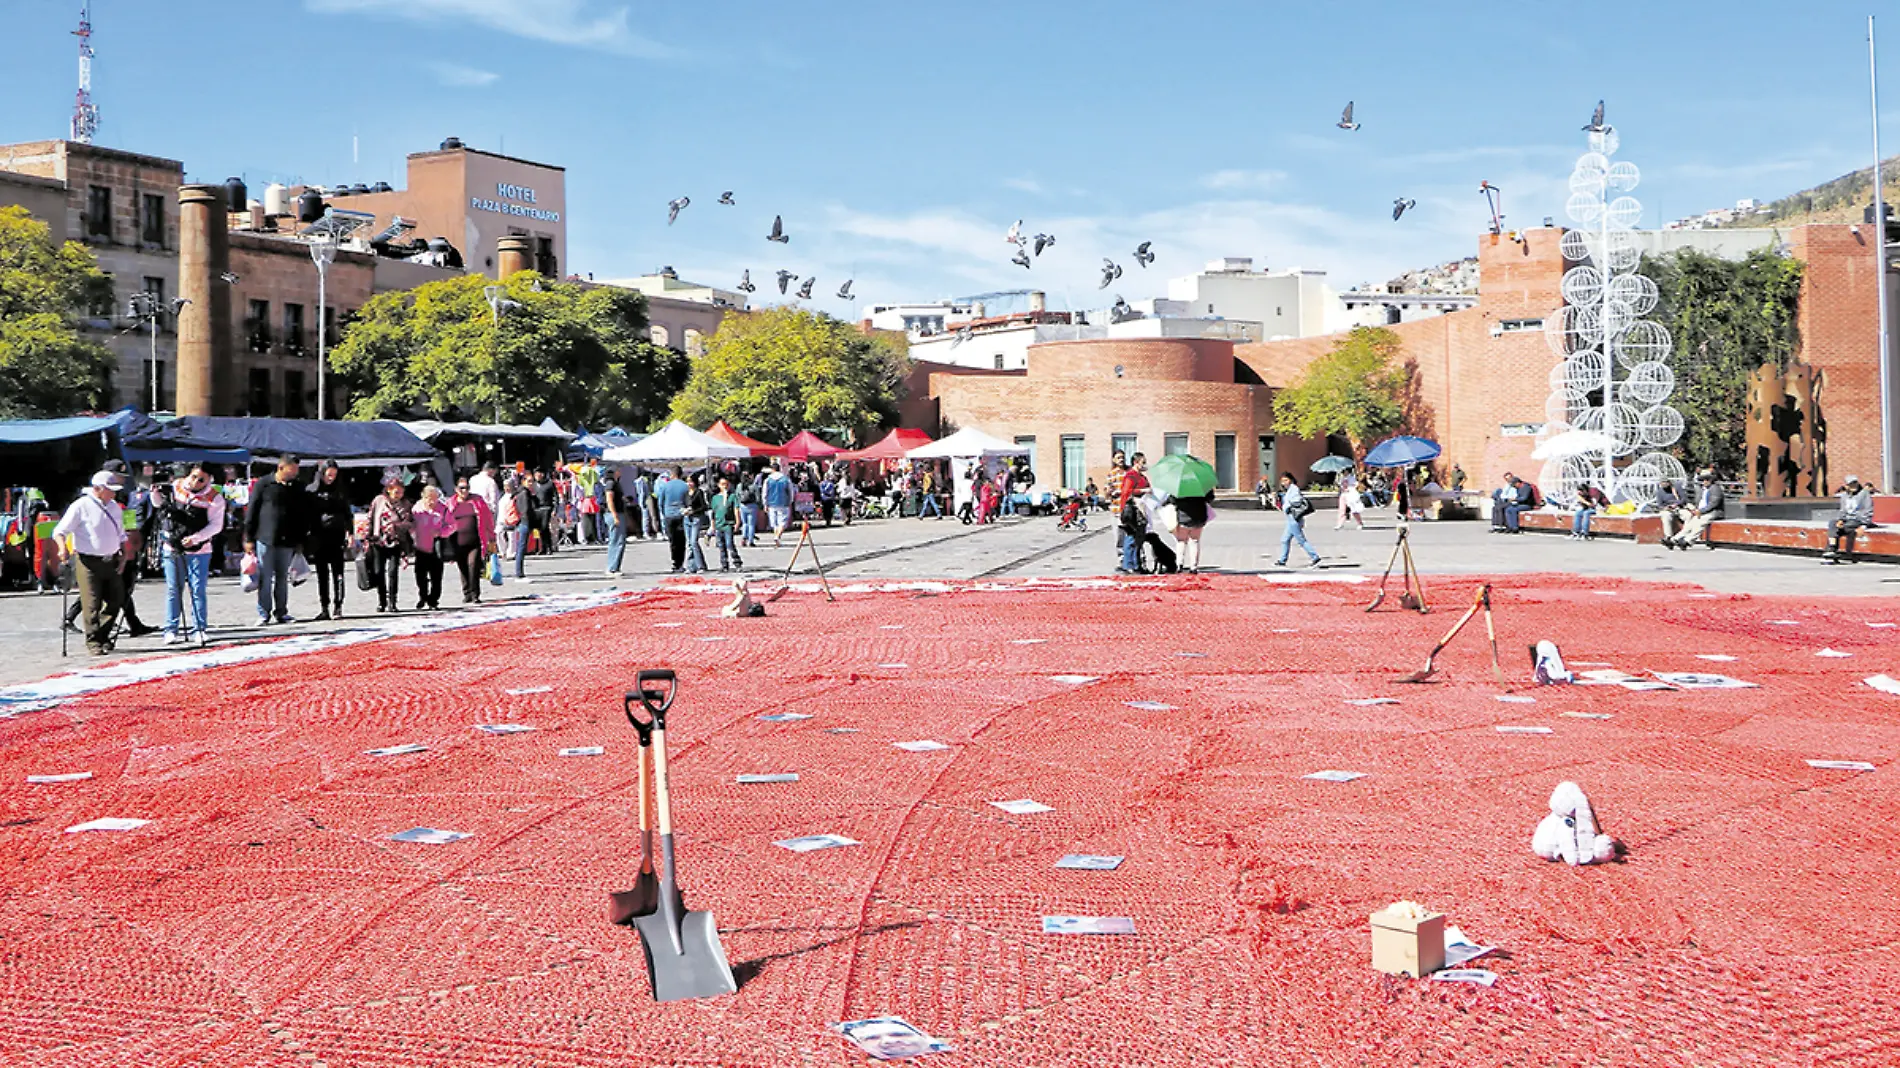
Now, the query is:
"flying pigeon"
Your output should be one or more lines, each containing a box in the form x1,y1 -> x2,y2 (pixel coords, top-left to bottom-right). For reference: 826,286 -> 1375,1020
950,326 -> 973,348
717,191 -> 735,205
737,269 -> 756,293
1133,241 -> 1154,267
1392,197 -> 1416,222
1338,101 -> 1359,131
1033,233 -> 1054,256
767,215 -> 789,243
1099,258 -> 1123,289
667,196 -> 689,224
1584,100 -> 1607,133
796,277 -> 815,300
836,279 -> 854,301
1109,296 -> 1134,324
1005,219 -> 1023,246
1011,249 -> 1032,269
776,269 -> 796,294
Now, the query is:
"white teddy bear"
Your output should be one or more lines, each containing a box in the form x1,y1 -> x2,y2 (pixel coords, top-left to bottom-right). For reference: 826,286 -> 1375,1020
1532,781 -> 1619,865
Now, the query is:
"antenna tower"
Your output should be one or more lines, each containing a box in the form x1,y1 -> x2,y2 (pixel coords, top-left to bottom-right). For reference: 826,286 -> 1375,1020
71,2 -> 100,144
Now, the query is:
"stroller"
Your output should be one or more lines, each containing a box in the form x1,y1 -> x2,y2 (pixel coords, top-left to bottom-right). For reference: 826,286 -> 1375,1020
1057,496 -> 1087,531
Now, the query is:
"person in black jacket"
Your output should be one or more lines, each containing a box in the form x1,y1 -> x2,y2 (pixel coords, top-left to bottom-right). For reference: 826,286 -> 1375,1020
244,455 -> 308,625
528,468 -> 557,556
1664,473 -> 1725,550
307,460 -> 353,619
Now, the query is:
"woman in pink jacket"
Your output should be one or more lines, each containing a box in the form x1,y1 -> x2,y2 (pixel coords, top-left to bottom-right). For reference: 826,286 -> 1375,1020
444,475 -> 496,604
410,484 -> 453,611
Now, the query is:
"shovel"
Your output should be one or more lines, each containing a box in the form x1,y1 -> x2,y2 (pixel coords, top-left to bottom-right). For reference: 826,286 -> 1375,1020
627,669 -> 739,1003
607,696 -> 665,926
1365,525 -> 1428,614
1396,583 -> 1498,684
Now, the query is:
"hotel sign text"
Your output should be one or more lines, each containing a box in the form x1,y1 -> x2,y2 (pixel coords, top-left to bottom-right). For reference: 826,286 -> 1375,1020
472,181 -> 560,222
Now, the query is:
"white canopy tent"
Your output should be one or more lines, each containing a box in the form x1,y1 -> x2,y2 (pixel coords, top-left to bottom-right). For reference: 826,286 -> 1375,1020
603,420 -> 751,463
904,427 -> 1029,460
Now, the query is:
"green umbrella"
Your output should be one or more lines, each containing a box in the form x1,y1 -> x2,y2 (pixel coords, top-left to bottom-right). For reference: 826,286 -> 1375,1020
1147,453 -> 1218,499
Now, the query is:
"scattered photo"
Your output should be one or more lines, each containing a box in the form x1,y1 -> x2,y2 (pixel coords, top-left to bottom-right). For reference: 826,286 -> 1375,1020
738,773 -> 800,784
1577,669 -> 1640,684
1561,711 -> 1614,720
990,799 -> 1054,815
505,685 -> 552,695
1652,672 -> 1758,690
1806,759 -> 1877,772
1174,651 -> 1209,659
759,713 -> 812,723
1010,638 -> 1048,645
1495,695 -> 1536,704
831,1017 -> 952,1061
775,833 -> 860,853
698,636 -> 729,642
1056,854 -> 1125,870
1868,622 -> 1897,629
1443,926 -> 1496,967
1430,968 -> 1499,987
1304,770 -> 1367,783
559,746 -> 604,757
1866,674 -> 1900,697
1051,675 -> 1100,685
1124,701 -> 1176,711
366,743 -> 428,756
652,622 -> 686,628
1620,680 -> 1677,691
475,723 -> 535,734
390,827 -> 471,844
1495,726 -> 1553,735
1346,697 -> 1399,706
879,625 -> 906,630
826,727 -> 862,734
1695,654 -> 1738,663
893,740 -> 949,752
27,772 -> 93,784
1765,619 -> 1802,626
64,817 -> 148,833
876,662 -> 909,669
1815,648 -> 1854,658
1041,915 -> 1136,935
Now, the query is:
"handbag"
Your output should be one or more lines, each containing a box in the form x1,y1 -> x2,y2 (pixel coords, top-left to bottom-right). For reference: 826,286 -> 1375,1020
355,551 -> 376,591
288,551 -> 311,586
488,552 -> 504,586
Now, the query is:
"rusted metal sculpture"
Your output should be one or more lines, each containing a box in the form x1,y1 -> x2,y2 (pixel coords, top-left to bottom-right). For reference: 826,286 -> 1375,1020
1746,362 -> 1827,497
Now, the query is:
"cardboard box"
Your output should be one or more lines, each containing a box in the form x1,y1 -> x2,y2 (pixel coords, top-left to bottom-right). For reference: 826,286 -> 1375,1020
1370,905 -> 1445,978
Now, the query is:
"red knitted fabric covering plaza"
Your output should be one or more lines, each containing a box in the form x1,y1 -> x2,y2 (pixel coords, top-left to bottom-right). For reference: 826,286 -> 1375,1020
3,575 -> 1897,1066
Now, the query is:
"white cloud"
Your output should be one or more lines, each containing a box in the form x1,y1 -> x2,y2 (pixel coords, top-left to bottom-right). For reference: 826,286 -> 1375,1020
1200,169 -> 1287,192
1003,176 -> 1045,194
306,0 -> 668,58
428,61 -> 501,87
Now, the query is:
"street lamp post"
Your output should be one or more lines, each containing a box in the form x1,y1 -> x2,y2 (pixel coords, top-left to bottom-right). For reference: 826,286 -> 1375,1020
130,292 -> 188,412
311,232 -> 337,420
483,284 -> 521,424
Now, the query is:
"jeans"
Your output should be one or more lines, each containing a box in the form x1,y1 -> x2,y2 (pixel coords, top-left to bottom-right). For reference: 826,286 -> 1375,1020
606,516 -> 627,573
163,549 -> 210,635
1572,507 -> 1593,536
1502,504 -> 1528,532
920,494 -> 941,518
740,504 -> 758,546
512,520 -> 531,577
255,542 -> 295,621
1277,518 -> 1320,564
664,515 -> 687,570
684,515 -> 708,573
715,528 -> 741,569
1120,530 -> 1141,571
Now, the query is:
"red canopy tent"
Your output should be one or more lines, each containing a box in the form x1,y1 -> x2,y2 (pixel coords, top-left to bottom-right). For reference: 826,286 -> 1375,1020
703,419 -> 785,457
782,430 -> 841,462
841,427 -> 934,461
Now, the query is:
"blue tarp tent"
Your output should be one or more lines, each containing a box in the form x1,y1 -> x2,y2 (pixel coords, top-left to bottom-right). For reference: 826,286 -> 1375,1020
111,408 -> 250,466
0,415 -> 121,446
160,417 -> 436,467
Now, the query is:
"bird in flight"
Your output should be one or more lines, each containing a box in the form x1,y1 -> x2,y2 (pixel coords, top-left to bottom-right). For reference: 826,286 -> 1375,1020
1099,259 -> 1123,289
837,279 -> 854,301
717,191 -> 735,205
1392,198 -> 1416,222
1032,233 -> 1054,256
667,197 -> 689,224
1133,241 -> 1154,267
1005,219 -> 1024,246
776,269 -> 796,294
1338,101 -> 1359,131
1011,248 -> 1032,269
737,269 -> 756,293
1109,296 -> 1134,324
796,277 -> 815,300
1584,100 -> 1607,133
767,215 -> 789,243
950,325 -> 973,348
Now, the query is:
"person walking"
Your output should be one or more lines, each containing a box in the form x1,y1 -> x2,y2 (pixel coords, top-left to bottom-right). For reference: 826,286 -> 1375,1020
527,469 -> 556,556
603,469 -> 629,577
763,464 -> 794,547
161,463 -> 223,646
244,455 -> 307,625
1274,471 -> 1323,568
367,477 -> 414,612
709,474 -> 744,571
919,467 -> 942,518
1664,472 -> 1725,550
1823,475 -> 1875,564
468,460 -> 501,520
654,466 -> 691,572
307,460 -> 352,620
1173,487 -> 1214,573
682,471 -> 711,574
410,484 -> 450,610
445,476 -> 495,603
570,457 -> 602,544
502,475 -> 534,580
54,470 -> 129,656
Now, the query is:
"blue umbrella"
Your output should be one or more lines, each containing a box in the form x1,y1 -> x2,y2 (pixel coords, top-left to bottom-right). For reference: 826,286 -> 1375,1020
1363,435 -> 1441,468
1309,455 -> 1355,474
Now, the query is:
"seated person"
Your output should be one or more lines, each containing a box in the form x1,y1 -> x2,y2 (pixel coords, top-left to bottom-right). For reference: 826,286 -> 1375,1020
1491,474 -> 1534,533
1824,475 -> 1875,564
1570,484 -> 1611,540
1664,473 -> 1725,549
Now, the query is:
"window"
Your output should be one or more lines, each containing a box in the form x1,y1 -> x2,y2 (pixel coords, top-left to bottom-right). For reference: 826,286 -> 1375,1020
141,193 -> 165,246
248,368 -> 273,417
1491,318 -> 1545,335
1163,433 -> 1189,457
1060,435 -> 1086,489
1258,435 -> 1277,485
90,272 -> 116,318
1110,433 -> 1136,461
283,303 -> 305,354
322,306 -> 337,349
86,185 -> 111,238
650,324 -> 670,348
1214,434 -> 1237,490
246,299 -> 272,352
993,354 -> 1005,370
1014,435 -> 1037,476
684,327 -> 704,357
284,370 -> 307,419
535,235 -> 557,278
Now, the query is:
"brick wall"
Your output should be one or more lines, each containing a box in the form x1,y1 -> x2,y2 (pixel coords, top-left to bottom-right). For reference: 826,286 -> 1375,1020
1785,225 -> 1887,488
228,234 -> 375,417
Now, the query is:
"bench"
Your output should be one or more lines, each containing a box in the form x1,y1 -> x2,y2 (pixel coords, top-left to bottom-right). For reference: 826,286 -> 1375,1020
1516,510 -> 1899,560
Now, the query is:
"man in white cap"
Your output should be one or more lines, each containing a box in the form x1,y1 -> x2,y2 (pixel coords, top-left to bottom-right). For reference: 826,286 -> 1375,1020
53,470 -> 130,655
1823,475 -> 1875,564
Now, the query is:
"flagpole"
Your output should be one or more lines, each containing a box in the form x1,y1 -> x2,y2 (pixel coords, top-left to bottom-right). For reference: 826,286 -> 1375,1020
1873,16 -> 1897,493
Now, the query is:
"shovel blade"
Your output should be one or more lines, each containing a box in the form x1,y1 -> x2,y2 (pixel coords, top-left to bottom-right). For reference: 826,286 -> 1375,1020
633,903 -> 738,1003
607,872 -> 662,926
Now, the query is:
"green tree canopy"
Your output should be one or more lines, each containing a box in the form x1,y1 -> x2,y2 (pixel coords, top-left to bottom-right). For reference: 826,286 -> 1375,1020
1638,247 -> 1803,475
0,205 -> 116,418
328,271 -> 686,427
668,307 -> 909,441
1270,326 -> 1410,452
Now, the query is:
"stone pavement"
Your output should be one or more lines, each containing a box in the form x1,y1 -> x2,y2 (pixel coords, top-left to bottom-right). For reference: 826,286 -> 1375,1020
0,504 -> 1893,687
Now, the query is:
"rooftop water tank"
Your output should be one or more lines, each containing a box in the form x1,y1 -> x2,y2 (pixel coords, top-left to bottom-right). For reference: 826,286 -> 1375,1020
223,177 -> 247,214
264,182 -> 289,216
296,189 -> 325,224
440,136 -> 464,150
371,181 -> 393,193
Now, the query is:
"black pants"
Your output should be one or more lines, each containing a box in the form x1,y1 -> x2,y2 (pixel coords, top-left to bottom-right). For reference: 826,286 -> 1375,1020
373,545 -> 403,609
1829,517 -> 1868,557
664,516 -> 687,571
532,511 -> 555,554
313,548 -> 346,615
415,549 -> 444,608
453,537 -> 484,602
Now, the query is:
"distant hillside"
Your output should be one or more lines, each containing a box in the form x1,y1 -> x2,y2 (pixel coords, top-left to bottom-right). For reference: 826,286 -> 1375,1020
1716,155 -> 1900,228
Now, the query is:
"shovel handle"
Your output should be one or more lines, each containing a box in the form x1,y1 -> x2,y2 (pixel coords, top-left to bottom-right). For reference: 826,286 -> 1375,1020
622,692 -> 655,744
635,669 -> 677,726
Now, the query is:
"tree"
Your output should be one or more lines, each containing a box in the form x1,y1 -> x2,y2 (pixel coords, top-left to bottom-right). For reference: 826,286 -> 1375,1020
1638,248 -> 1803,476
328,272 -> 686,427
1270,326 -> 1410,452
0,205 -> 116,417
668,307 -> 910,441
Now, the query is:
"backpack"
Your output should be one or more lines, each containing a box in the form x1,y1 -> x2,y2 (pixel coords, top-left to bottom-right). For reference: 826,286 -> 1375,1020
500,494 -> 521,527
1120,500 -> 1147,535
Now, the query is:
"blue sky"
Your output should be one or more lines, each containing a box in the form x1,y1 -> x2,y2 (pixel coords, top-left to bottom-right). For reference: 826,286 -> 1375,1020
0,1 -> 1891,315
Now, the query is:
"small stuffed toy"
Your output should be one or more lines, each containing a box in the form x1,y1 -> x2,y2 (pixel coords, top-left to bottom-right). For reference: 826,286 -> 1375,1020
1532,781 -> 1618,865
721,578 -> 764,618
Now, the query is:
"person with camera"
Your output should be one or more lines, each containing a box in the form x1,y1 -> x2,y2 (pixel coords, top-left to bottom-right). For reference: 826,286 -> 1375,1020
1273,471 -> 1323,568
161,463 -> 224,646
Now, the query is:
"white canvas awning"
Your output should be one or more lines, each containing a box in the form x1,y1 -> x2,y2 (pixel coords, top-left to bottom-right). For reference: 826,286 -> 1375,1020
905,427 -> 1029,460
400,419 -> 574,441
603,420 -> 751,463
